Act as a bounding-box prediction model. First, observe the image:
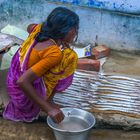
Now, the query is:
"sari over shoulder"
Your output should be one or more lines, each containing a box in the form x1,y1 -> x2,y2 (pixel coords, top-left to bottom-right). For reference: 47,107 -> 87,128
3,24 -> 78,122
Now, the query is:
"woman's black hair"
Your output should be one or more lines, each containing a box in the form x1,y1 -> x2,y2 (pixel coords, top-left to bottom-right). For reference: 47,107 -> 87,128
35,7 -> 79,42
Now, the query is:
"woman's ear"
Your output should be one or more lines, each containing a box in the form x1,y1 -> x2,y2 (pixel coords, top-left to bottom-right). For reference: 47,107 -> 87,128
63,27 -> 77,43
69,28 -> 76,35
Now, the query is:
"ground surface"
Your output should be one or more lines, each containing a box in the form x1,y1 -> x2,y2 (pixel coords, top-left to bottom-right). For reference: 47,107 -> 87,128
0,51 -> 140,140
103,51 -> 140,77
0,118 -> 140,140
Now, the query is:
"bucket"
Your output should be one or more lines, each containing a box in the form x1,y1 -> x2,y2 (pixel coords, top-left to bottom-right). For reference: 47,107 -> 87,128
47,108 -> 96,140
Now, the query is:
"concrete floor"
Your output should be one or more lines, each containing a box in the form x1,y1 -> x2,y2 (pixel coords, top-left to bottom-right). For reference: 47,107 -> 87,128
0,50 -> 140,140
0,118 -> 140,140
103,50 -> 140,77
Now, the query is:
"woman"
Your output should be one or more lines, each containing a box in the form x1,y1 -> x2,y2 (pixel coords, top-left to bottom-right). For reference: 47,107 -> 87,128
3,7 -> 79,123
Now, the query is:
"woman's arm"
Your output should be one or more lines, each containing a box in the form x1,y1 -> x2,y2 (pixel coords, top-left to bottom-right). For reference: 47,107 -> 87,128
17,68 -> 64,123
27,24 -> 38,34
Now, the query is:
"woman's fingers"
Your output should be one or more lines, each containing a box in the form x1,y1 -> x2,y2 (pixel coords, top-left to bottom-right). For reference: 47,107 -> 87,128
53,110 -> 64,123
48,108 -> 65,123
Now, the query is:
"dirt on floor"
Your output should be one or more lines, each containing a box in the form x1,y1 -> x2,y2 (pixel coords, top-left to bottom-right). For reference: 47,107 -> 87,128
0,50 -> 140,140
0,118 -> 140,140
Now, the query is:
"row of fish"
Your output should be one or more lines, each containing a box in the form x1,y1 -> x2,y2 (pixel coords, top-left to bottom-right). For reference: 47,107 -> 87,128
54,70 -> 140,118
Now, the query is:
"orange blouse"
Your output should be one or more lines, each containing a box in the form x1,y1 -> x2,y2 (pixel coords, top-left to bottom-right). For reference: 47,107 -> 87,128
28,45 -> 62,77
19,24 -> 78,97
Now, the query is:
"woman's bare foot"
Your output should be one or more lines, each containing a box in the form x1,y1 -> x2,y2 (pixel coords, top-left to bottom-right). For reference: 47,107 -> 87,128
0,103 -> 4,117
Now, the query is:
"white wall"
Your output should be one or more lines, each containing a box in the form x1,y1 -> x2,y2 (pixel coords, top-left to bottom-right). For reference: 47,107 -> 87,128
0,0 -> 140,52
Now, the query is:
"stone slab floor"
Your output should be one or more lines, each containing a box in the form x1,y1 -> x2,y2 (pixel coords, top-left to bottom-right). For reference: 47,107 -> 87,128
0,51 -> 140,140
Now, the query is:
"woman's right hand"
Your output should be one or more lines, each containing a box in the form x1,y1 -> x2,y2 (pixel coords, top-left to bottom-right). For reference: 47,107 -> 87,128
16,68 -> 64,123
47,106 -> 64,123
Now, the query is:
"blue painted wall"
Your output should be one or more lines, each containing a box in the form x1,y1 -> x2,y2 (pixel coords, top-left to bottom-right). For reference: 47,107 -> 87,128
49,0 -> 140,14
0,0 -> 140,52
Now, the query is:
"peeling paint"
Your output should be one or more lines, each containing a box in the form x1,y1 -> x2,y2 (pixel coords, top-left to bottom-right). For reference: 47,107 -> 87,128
87,0 -> 105,8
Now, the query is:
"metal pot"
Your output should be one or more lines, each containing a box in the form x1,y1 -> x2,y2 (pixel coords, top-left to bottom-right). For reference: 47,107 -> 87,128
47,108 -> 96,140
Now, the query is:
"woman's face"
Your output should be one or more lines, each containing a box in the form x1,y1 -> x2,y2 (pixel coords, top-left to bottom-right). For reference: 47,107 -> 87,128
63,27 -> 78,44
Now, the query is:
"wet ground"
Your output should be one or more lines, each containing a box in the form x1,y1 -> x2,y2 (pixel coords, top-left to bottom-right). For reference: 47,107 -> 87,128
0,50 -> 140,140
